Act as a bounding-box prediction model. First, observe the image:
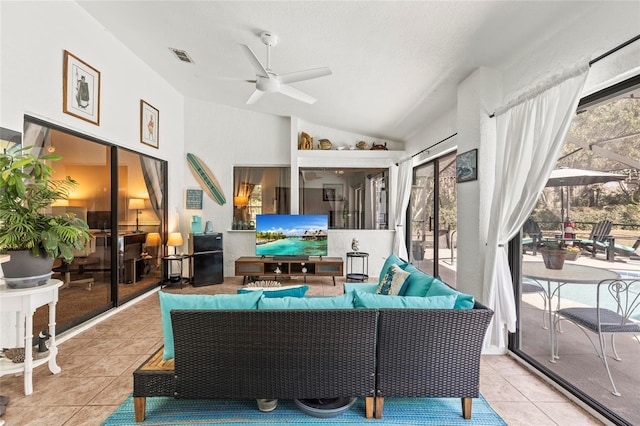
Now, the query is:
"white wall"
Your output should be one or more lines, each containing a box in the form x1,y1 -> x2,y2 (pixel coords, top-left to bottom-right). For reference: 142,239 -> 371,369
183,99 -> 291,275
0,1 -> 186,230
183,101 -> 403,277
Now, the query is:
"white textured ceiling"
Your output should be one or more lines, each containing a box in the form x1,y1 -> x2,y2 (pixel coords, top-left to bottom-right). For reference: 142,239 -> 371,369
77,1 -> 585,142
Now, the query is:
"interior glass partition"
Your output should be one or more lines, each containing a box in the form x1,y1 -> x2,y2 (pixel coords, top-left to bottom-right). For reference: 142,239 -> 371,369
232,166 -> 290,229
299,167 -> 388,229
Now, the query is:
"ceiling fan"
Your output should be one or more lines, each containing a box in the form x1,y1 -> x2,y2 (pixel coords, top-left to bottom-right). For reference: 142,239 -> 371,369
238,31 -> 332,105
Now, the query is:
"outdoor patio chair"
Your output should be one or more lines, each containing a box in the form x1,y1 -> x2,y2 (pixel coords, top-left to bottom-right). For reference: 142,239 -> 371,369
577,220 -> 612,257
606,237 -> 640,258
553,278 -> 640,396
522,279 -> 548,328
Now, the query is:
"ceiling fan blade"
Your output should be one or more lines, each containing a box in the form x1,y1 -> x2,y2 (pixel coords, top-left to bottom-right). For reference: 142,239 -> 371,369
238,44 -> 269,78
277,67 -> 332,84
278,84 -> 317,104
246,89 -> 266,105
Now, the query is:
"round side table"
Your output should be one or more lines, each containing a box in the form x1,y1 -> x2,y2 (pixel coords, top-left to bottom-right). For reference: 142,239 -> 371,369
346,252 -> 369,282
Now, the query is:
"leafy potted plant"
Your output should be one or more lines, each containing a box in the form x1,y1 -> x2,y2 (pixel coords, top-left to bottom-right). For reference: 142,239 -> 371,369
0,145 -> 91,288
540,240 -> 567,270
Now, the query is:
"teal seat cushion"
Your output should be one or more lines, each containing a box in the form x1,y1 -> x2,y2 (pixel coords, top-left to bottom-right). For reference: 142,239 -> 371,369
353,291 -> 456,309
237,285 -> 308,298
400,263 -> 436,296
159,290 -> 263,360
258,294 -> 354,309
378,253 -> 407,283
424,278 -> 475,310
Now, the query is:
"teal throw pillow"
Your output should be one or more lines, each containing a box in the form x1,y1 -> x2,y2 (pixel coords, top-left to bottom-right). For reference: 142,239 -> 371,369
343,282 -> 378,295
378,253 -> 407,283
376,263 -> 411,295
353,291 -> 456,309
400,263 -> 437,296
424,278 -> 475,310
159,290 -> 263,360
258,294 -> 354,309
237,284 -> 308,298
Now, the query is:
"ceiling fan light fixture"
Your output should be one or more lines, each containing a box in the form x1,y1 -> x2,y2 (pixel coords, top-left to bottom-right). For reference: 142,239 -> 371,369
256,76 -> 279,93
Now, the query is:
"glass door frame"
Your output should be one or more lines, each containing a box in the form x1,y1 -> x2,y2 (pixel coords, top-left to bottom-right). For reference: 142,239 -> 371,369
407,151 -> 457,279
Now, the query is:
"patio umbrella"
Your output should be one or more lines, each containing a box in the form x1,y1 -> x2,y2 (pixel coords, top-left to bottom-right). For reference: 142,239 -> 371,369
546,168 -> 626,220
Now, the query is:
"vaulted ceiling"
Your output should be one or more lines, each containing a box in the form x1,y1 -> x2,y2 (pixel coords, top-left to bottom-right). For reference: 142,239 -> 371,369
78,1 -> 589,142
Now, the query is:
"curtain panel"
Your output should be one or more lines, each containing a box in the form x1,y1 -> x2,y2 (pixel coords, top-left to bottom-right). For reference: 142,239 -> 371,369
482,64 -> 589,349
392,159 -> 412,261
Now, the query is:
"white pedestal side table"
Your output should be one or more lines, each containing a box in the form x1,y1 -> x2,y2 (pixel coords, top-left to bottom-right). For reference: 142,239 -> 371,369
0,279 -> 62,395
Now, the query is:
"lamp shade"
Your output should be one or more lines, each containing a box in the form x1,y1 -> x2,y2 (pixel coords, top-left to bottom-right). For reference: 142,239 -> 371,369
128,198 -> 145,210
145,232 -> 161,246
233,196 -> 248,207
167,232 -> 184,247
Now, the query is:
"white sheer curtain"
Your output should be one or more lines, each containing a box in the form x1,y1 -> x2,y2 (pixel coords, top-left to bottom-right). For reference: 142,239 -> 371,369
392,160 -> 412,261
483,64 -> 589,349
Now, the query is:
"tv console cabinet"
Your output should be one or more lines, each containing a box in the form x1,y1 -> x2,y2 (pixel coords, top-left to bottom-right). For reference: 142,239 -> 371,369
235,256 -> 343,286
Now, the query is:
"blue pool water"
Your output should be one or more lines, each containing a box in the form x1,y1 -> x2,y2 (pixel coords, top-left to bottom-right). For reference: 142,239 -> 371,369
614,270 -> 640,279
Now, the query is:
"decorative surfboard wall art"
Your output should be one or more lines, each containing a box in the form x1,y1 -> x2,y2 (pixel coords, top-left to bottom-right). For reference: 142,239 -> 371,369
186,153 -> 226,205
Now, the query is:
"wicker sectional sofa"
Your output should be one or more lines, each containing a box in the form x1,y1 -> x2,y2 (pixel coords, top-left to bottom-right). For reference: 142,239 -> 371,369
132,289 -> 493,422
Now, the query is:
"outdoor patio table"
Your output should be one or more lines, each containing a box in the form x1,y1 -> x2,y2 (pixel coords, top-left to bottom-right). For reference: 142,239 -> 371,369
522,262 -> 620,363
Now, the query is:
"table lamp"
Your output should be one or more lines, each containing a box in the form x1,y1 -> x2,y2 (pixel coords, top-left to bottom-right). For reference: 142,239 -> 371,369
128,198 -> 146,233
166,232 -> 184,256
233,196 -> 248,208
144,232 -> 162,271
145,232 -> 161,247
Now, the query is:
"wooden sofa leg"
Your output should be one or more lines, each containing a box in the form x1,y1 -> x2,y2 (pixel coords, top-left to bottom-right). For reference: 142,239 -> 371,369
461,397 -> 472,419
375,397 -> 384,419
134,396 -> 146,422
365,396 -> 374,418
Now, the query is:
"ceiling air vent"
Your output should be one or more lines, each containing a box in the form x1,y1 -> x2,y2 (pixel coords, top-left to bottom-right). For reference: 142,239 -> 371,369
169,48 -> 194,64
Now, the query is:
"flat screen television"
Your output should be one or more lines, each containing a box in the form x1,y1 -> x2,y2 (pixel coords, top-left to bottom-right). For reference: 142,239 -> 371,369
255,214 -> 328,259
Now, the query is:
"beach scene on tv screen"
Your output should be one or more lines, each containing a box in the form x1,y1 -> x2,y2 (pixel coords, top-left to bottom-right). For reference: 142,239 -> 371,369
256,215 -> 328,256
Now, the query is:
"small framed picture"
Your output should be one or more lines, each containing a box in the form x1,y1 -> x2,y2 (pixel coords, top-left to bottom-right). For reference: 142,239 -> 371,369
185,189 -> 203,210
140,100 -> 159,148
63,50 -> 101,125
456,149 -> 478,183
323,183 -> 343,201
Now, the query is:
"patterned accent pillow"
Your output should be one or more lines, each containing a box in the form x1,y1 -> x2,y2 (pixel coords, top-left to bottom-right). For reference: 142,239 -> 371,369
376,263 -> 411,295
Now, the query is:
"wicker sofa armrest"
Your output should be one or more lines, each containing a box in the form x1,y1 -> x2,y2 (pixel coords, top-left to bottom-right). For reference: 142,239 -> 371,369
375,302 -> 493,419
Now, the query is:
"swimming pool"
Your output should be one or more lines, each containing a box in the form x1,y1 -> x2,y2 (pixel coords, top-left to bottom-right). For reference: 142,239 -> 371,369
614,269 -> 640,279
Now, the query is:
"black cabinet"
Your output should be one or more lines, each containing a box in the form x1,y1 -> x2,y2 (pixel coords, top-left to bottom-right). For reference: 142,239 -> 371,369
189,233 -> 223,286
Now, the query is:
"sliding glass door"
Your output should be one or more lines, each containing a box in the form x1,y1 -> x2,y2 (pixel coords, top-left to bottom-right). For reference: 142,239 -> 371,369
24,116 -> 167,334
511,76 -> 640,425
409,151 -> 457,286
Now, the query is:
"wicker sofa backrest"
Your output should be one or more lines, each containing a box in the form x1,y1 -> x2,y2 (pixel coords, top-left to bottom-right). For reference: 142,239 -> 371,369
171,309 -> 378,400
375,302 -> 493,398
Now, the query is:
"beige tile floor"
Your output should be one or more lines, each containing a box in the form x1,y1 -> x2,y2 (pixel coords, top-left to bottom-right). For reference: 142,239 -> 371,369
0,277 -> 605,425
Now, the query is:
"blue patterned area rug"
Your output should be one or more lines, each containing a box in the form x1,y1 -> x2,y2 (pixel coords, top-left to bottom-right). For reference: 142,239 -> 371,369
102,394 -> 507,425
